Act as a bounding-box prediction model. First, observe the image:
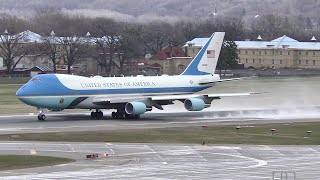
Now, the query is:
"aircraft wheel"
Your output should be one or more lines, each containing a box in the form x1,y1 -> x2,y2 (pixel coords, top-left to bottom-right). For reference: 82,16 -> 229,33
111,112 -> 116,118
96,111 -> 103,119
125,113 -> 131,119
118,112 -> 124,119
133,114 -> 140,119
91,112 -> 95,118
38,114 -> 46,121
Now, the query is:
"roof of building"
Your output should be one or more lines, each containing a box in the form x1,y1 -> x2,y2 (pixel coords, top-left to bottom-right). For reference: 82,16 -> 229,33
185,35 -> 320,50
150,47 -> 187,60
30,66 -> 52,72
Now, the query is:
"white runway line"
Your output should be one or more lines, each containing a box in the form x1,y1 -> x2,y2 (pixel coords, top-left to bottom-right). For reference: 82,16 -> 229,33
68,144 -> 76,152
259,145 -> 285,156
105,143 -> 115,155
144,145 -> 168,165
185,146 -> 207,161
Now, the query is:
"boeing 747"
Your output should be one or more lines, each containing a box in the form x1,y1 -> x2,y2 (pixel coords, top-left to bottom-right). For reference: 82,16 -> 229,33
16,32 -> 256,120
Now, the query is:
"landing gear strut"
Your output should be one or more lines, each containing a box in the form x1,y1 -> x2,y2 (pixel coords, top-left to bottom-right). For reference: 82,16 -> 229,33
111,109 -> 140,119
91,110 -> 103,119
37,108 -> 46,121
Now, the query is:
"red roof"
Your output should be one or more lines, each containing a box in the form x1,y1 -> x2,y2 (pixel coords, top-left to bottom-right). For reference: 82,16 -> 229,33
150,47 -> 187,60
150,63 -> 161,67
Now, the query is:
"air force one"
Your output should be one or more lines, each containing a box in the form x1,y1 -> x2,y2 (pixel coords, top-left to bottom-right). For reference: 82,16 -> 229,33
16,32 -> 256,121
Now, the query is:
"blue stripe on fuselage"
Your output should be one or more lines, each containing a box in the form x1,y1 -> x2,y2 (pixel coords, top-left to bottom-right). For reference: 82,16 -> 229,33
16,74 -> 210,97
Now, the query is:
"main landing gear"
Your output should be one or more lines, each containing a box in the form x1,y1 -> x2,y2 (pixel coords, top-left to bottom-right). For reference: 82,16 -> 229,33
111,109 -> 140,119
37,108 -> 46,121
91,110 -> 103,119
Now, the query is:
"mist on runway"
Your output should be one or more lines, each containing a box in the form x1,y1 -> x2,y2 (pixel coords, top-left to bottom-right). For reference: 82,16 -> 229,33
152,76 -> 320,119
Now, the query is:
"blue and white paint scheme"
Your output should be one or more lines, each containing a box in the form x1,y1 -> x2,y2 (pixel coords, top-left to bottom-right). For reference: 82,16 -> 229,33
16,32 -> 256,120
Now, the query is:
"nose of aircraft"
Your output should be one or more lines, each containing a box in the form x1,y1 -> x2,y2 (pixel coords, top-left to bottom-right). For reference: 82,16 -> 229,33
16,85 -> 26,97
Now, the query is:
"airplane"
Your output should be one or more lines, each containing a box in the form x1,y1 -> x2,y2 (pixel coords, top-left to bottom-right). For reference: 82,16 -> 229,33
16,32 -> 257,121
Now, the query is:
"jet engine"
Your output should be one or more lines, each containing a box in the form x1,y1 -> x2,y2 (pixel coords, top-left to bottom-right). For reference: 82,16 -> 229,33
125,102 -> 152,115
184,98 -> 207,111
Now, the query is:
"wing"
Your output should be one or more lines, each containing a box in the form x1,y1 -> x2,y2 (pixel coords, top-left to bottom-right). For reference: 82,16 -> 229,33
199,76 -> 257,85
92,92 -> 260,108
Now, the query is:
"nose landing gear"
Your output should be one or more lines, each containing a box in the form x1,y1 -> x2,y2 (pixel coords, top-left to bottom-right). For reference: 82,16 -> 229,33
37,108 -> 46,121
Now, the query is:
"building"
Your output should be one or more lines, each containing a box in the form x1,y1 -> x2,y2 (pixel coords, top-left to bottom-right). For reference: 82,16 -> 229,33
0,30 -> 122,76
148,47 -> 192,75
185,35 -> 320,69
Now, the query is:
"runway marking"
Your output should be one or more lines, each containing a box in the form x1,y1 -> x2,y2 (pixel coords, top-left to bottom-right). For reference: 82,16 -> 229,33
105,143 -> 115,155
0,112 -> 88,118
0,124 -> 118,132
68,144 -> 76,152
259,145 -> 285,156
186,146 -> 207,161
144,145 -> 167,164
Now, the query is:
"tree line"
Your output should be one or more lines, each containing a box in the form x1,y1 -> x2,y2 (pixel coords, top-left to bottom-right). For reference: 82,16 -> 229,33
1,9 -> 320,75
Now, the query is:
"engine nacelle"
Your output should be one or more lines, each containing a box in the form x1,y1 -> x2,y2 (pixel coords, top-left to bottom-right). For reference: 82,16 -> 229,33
184,98 -> 206,111
125,102 -> 151,115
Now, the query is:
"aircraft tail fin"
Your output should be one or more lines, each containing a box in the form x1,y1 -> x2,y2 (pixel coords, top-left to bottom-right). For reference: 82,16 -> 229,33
181,32 -> 225,76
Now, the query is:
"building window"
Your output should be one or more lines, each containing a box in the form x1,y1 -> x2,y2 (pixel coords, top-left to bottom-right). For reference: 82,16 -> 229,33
245,50 -> 248,55
265,51 -> 267,55
306,51 -> 308,56
288,51 -> 290,55
192,49 -> 195,53
280,51 -> 282,55
299,51 -> 301,55
272,59 -> 275,64
259,51 -> 261,55
272,50 -> 275,55
280,60 -> 282,64
253,59 -> 255,63
252,50 -> 255,55
238,50 -> 241,54
239,59 -> 241,63
313,52 -> 315,56
306,60 -> 309,65
299,60 -> 301,64
313,60 -> 316,65
259,59 -> 262,64
246,59 -> 248,63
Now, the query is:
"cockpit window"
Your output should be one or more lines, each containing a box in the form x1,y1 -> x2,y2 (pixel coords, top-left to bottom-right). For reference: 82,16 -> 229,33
30,78 -> 41,82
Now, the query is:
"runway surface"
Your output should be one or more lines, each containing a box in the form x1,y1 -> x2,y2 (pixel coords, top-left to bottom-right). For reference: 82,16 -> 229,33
0,107 -> 320,134
0,141 -> 319,179
0,107 -> 320,179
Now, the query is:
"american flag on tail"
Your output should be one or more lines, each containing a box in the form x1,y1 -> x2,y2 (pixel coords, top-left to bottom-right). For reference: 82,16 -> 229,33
207,50 -> 215,58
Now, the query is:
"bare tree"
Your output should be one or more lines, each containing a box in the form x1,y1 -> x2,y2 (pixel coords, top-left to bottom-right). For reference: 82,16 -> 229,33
0,30 -> 31,74
141,22 -> 172,54
92,18 -> 122,75
115,24 -> 144,75
58,35 -> 88,74
38,31 -> 61,73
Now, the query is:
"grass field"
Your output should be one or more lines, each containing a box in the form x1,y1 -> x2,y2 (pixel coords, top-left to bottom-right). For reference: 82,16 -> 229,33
0,83 -> 34,114
2,122 -> 320,145
0,155 -> 74,171
0,77 -> 30,84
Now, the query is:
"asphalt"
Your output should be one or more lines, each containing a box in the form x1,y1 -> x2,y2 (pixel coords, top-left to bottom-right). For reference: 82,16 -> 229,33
1,107 -> 320,134
0,141 -> 319,179
0,108 -> 320,179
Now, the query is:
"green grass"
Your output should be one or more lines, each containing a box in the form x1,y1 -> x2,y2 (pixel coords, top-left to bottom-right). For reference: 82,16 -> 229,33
2,122 -> 320,145
0,84 -> 35,114
0,155 -> 74,171
0,77 -> 30,84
